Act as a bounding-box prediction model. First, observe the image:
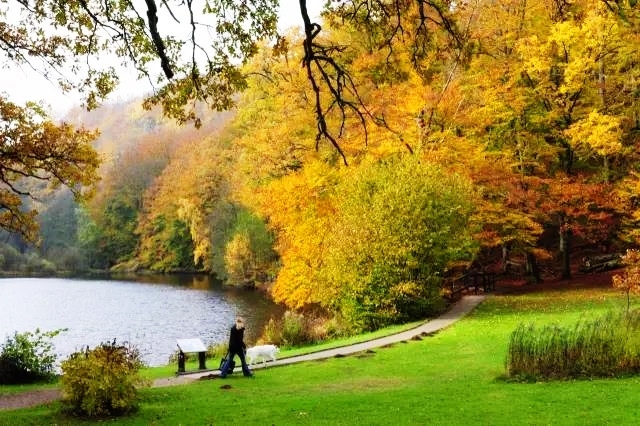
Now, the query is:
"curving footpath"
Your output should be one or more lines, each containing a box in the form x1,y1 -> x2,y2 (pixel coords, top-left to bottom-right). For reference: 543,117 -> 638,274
0,295 -> 486,409
153,294 -> 486,387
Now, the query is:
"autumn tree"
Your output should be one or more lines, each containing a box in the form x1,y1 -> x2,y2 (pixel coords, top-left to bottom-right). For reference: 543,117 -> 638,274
85,129 -> 176,266
1,0 -> 481,160
252,151 -> 478,328
321,156 -> 479,329
0,99 -> 99,241
223,209 -> 277,287
429,0 -> 639,279
612,249 -> 640,312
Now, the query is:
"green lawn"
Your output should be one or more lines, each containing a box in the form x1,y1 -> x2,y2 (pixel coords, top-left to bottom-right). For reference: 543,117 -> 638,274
3,286 -> 640,425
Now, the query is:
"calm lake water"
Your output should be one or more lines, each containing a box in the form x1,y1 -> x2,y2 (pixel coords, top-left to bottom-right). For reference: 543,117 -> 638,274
0,275 -> 284,367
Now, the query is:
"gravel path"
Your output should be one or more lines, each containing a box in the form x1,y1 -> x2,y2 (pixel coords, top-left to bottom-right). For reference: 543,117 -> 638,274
0,295 -> 486,410
0,389 -> 62,411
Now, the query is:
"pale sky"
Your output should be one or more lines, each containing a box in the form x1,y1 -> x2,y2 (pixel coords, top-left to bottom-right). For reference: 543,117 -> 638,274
0,0 -> 321,119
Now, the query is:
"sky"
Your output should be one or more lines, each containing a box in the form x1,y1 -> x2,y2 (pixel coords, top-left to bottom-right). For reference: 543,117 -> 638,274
0,0 -> 322,119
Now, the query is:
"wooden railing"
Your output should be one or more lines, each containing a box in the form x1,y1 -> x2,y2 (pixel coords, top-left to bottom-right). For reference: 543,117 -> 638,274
444,270 -> 496,301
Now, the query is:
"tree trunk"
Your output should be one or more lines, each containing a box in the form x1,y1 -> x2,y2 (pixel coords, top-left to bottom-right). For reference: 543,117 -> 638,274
564,146 -> 574,175
502,244 -> 510,273
526,251 -> 542,284
559,216 -> 572,280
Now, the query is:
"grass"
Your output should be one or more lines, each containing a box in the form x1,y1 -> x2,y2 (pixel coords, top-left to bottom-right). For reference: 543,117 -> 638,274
507,308 -> 640,379
0,381 -> 58,396
137,319 -> 426,381
3,286 -> 640,425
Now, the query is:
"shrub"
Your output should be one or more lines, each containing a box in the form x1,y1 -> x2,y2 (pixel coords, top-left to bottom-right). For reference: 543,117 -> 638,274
0,328 -> 64,384
281,311 -> 307,346
60,340 -> 149,418
322,315 -> 354,340
261,310 -> 350,347
23,253 -> 57,274
322,157 -> 478,329
506,309 -> 640,380
0,244 -> 20,271
206,342 -> 229,359
262,317 -> 282,346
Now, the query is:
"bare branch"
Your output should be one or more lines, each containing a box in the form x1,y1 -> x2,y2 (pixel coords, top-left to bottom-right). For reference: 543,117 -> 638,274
144,0 -> 174,79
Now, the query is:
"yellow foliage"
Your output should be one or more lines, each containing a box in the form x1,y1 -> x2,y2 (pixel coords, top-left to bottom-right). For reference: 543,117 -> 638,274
176,198 -> 211,268
224,233 -> 253,285
564,111 -> 623,157
516,7 -> 624,97
250,160 -> 341,308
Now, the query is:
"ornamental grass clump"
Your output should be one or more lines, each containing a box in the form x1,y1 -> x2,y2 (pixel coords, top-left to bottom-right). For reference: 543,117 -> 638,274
60,340 -> 149,418
506,309 -> 640,380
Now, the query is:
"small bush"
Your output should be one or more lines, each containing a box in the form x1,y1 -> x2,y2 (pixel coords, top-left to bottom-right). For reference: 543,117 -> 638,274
206,342 -> 229,359
322,315 -> 355,340
261,310 -> 352,348
23,253 -> 57,274
60,340 -> 149,418
0,244 -> 20,270
282,311 -> 307,346
506,309 -> 640,380
262,317 -> 282,346
0,328 -> 64,384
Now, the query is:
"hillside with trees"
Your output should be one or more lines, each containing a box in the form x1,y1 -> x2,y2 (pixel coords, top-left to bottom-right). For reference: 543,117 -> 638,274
1,0 -> 639,331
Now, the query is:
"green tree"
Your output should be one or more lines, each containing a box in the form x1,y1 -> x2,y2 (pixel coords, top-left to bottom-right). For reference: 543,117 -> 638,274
321,156 -> 479,329
224,208 -> 278,287
135,215 -> 195,272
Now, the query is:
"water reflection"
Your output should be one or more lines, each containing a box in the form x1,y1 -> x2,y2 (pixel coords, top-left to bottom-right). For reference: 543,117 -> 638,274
0,276 -> 284,367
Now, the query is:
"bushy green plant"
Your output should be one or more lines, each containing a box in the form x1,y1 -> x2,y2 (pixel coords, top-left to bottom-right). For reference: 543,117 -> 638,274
322,314 -> 354,340
262,317 -> 282,345
207,342 -> 229,359
60,340 -> 149,418
0,244 -> 21,270
261,310 -> 345,347
506,309 -> 640,380
322,157 -> 478,329
23,252 -> 57,274
0,328 -> 64,384
281,311 -> 307,346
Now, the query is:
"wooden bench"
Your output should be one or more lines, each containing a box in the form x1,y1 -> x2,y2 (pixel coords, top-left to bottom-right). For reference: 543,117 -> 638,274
176,338 -> 207,374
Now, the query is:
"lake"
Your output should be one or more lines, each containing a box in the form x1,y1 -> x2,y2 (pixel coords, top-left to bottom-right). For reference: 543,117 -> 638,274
0,275 -> 284,367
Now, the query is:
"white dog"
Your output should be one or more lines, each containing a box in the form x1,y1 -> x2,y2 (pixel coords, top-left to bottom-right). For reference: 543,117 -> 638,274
246,344 -> 279,367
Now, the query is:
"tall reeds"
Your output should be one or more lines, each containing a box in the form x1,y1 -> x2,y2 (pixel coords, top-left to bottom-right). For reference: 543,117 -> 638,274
506,309 -> 640,380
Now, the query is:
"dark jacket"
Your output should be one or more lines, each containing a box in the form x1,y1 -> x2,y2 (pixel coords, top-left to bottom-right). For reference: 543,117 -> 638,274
228,324 -> 246,353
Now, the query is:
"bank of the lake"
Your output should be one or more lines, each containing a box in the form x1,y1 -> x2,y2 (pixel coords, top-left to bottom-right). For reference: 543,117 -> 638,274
0,276 -> 284,367
3,286 -> 640,425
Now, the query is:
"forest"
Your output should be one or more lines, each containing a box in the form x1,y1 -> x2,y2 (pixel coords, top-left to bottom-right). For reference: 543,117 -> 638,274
1,0 -> 640,331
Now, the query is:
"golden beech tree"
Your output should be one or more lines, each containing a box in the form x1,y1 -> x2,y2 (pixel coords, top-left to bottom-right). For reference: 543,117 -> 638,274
249,160 -> 340,308
513,2 -> 637,177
